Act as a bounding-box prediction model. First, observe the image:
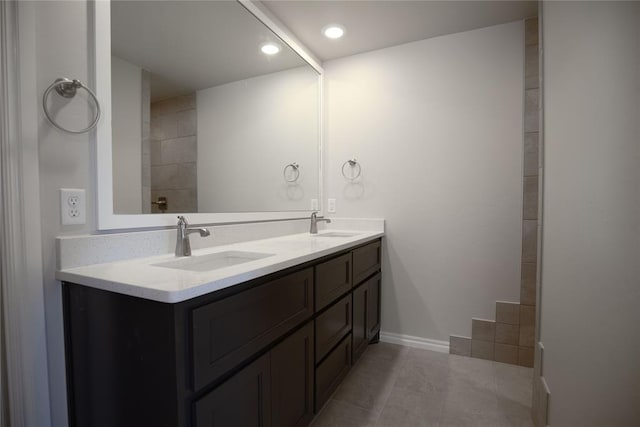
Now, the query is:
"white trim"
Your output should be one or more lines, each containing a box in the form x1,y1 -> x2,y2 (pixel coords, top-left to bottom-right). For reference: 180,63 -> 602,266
238,0 -> 323,74
379,331 -> 450,354
1,1 -> 51,426
94,0 -> 325,230
94,0 -> 112,230
318,72 -> 324,213
0,3 -> 26,423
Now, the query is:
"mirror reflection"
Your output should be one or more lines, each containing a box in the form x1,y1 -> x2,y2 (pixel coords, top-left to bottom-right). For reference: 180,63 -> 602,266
110,1 -> 319,214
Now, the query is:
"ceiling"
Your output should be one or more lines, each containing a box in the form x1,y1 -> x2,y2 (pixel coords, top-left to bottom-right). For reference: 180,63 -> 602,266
110,1 -> 537,100
262,0 -> 538,61
111,1 -> 310,101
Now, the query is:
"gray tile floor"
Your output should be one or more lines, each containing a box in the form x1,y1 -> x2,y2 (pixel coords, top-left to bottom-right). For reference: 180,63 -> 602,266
311,342 -> 534,427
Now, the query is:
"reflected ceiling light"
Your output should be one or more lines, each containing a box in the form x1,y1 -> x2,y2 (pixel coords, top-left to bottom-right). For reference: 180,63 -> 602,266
261,43 -> 281,55
322,24 -> 345,39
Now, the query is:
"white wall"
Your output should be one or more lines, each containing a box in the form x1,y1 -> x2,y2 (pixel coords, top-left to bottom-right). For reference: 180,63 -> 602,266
197,66 -> 318,212
541,2 -> 640,425
111,55 -> 142,214
325,21 -> 524,341
34,2 -> 95,425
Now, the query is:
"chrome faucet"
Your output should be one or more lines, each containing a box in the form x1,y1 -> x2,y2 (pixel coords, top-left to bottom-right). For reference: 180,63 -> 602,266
310,211 -> 331,234
175,216 -> 210,257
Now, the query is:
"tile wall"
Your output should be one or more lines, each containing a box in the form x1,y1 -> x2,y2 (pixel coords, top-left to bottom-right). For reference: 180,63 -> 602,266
149,93 -> 198,213
449,17 -> 540,369
141,70 -> 151,213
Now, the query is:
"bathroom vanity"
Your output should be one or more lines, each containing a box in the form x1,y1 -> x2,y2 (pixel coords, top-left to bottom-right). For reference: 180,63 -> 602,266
61,1 -> 384,424
60,232 -> 382,427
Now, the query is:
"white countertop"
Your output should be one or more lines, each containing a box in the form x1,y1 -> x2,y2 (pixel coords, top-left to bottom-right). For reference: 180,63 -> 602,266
56,230 -> 384,303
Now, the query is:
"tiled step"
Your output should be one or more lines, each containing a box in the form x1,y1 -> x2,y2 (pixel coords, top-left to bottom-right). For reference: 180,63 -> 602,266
449,300 -> 534,367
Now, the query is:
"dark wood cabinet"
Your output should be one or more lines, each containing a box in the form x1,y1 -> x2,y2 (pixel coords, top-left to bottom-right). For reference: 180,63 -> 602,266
315,294 -> 352,361
352,281 -> 369,362
192,268 -> 313,390
315,333 -> 352,411
63,284 -> 182,427
352,273 -> 382,363
195,321 -> 315,427
271,322 -> 314,427
367,273 -> 381,339
63,238 -> 382,427
194,353 -> 272,427
352,240 -> 381,285
313,240 -> 383,412
315,253 -> 352,311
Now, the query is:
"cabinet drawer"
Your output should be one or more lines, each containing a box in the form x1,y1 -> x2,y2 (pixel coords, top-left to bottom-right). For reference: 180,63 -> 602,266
352,240 -> 381,285
315,294 -> 352,361
192,268 -> 313,391
315,333 -> 352,412
193,353 -> 272,427
315,253 -> 352,311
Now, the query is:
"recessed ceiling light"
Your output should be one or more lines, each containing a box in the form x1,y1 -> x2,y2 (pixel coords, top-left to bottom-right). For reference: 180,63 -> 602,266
322,24 -> 345,40
261,43 -> 281,55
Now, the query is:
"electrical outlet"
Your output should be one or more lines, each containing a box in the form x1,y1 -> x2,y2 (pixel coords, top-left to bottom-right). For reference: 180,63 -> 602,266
60,188 -> 86,225
310,198 -> 319,211
328,198 -> 336,213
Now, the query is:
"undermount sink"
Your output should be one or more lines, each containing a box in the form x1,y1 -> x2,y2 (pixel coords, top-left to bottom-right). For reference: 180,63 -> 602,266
152,251 -> 274,272
314,232 -> 361,238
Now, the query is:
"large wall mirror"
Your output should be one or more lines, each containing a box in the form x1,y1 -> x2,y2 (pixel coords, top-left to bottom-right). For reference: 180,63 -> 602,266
95,0 -> 323,230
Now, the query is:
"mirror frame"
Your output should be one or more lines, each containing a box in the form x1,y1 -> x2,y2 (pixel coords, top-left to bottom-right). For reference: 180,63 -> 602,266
93,0 -> 324,230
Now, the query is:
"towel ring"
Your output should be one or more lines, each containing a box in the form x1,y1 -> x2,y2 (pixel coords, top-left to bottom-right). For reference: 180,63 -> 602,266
341,159 -> 361,180
283,162 -> 300,182
42,78 -> 101,134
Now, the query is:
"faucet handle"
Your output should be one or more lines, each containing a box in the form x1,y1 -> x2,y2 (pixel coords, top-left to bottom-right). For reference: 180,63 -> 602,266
311,211 -> 318,219
177,215 -> 188,226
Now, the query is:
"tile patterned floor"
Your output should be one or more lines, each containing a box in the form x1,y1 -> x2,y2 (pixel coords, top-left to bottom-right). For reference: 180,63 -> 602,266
311,342 -> 534,427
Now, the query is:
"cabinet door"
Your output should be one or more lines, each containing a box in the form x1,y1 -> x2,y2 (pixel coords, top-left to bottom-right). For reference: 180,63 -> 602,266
352,282 -> 368,363
194,353 -> 272,427
367,273 -> 381,340
315,334 -> 352,412
271,322 -> 314,427
352,272 -> 381,364
192,268 -> 313,390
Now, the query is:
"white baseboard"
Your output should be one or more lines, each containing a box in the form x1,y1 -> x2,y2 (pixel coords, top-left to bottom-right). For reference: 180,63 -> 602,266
379,331 -> 450,354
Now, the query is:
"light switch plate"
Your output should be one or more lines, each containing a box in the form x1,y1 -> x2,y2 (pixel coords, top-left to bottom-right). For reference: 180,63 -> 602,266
60,188 -> 86,225
310,198 -> 319,211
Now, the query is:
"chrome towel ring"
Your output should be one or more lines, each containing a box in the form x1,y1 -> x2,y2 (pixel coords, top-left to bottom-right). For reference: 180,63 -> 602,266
342,158 -> 361,180
283,162 -> 300,182
42,78 -> 101,134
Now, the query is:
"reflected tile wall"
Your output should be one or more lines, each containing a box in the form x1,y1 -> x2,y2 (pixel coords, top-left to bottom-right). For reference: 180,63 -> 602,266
150,93 -> 197,213
141,70 -> 151,213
